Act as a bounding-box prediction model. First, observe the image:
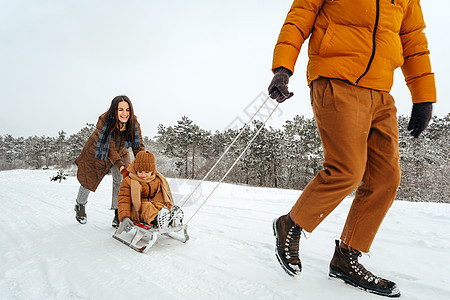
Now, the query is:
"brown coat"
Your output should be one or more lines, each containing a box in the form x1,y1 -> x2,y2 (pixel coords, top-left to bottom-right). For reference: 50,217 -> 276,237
118,162 -> 174,223
75,113 -> 145,192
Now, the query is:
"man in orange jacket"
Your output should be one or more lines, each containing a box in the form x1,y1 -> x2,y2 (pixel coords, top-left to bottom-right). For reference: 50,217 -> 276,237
269,0 -> 435,297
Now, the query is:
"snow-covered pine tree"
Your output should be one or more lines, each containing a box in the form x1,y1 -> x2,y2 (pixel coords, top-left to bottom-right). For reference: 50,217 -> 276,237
53,131 -> 68,168
281,115 -> 323,189
157,116 -> 210,179
41,136 -> 55,169
66,123 -> 95,165
266,127 -> 284,188
24,136 -> 43,169
3,134 -> 17,168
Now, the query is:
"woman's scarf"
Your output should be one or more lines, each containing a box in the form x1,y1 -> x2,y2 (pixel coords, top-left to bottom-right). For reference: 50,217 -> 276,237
94,120 -> 141,161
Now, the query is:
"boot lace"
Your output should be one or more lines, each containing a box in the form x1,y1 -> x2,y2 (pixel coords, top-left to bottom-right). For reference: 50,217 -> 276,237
284,225 -> 301,262
349,251 -> 381,284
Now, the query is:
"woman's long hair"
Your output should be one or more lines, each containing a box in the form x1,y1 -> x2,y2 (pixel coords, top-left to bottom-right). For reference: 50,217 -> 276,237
102,95 -> 135,142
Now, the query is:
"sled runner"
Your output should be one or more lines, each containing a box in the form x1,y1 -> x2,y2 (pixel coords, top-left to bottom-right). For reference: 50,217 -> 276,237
112,219 -> 189,253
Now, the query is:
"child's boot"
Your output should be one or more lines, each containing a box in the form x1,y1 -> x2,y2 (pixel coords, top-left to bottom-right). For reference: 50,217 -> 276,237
156,207 -> 170,229
170,205 -> 184,227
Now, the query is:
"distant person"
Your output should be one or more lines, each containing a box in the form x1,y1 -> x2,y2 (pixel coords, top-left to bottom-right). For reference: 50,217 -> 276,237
118,150 -> 183,232
74,95 -> 145,227
269,0 -> 435,297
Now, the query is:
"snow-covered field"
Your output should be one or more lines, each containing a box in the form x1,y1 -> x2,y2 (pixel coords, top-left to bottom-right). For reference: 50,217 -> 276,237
1,169 -> 449,300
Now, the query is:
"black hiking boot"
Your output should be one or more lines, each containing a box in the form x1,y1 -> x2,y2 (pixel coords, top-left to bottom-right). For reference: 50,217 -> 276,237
74,204 -> 87,224
112,209 -> 119,228
273,213 -> 302,276
329,240 -> 401,297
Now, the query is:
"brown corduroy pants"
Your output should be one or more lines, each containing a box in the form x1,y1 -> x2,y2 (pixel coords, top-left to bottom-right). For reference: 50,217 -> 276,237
290,77 -> 401,253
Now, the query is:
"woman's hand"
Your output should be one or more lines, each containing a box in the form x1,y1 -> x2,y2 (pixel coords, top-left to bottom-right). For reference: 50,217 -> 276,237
120,166 -> 128,179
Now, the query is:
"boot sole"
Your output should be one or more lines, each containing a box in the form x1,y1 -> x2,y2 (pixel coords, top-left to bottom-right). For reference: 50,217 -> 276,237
157,207 -> 170,229
76,217 -> 87,224
329,269 -> 401,298
272,218 -> 301,277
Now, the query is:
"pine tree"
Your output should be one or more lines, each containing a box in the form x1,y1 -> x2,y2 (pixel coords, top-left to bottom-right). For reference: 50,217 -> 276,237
157,116 -> 210,178
3,134 -> 16,167
266,128 -> 284,187
24,136 -> 43,169
41,136 -> 56,169
54,131 -> 68,168
66,123 -> 95,165
282,116 -> 323,189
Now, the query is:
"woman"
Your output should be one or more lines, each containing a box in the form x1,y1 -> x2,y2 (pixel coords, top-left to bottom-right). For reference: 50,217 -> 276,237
74,95 -> 145,227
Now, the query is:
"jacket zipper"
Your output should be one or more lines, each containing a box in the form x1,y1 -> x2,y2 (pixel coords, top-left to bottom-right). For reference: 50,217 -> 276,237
146,183 -> 151,201
355,0 -> 380,85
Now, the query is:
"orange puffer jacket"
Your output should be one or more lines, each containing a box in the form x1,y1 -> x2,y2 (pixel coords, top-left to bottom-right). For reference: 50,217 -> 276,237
272,0 -> 436,103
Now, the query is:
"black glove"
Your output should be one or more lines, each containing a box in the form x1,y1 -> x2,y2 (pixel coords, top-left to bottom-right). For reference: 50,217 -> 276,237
268,67 -> 294,103
407,102 -> 433,138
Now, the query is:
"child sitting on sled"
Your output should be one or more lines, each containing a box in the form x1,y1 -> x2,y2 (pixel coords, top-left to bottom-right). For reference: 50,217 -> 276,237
118,150 -> 183,232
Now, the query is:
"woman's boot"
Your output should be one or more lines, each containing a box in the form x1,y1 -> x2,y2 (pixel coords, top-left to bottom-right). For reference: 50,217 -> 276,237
75,204 -> 87,224
112,209 -> 119,228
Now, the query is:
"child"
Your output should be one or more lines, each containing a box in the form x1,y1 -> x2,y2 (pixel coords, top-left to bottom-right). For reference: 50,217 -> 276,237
118,151 -> 183,232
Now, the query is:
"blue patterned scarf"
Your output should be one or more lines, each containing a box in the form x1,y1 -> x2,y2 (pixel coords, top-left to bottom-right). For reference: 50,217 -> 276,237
94,121 -> 141,161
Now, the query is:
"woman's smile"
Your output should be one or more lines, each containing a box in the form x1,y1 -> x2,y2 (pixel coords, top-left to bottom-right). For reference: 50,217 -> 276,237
118,101 -> 130,123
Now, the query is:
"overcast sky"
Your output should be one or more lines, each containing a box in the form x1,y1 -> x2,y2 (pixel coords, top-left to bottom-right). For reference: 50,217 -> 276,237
1,0 -> 449,139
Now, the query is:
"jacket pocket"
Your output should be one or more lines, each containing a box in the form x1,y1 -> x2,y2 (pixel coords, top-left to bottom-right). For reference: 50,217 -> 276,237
318,23 -> 336,56
318,23 -> 372,58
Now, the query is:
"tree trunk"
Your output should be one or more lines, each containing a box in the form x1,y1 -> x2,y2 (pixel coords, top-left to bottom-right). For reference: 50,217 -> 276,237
191,144 -> 195,179
185,154 -> 188,178
273,161 -> 278,188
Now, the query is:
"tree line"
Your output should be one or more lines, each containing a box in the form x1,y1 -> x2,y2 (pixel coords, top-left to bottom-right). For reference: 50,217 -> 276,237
1,114 -> 448,203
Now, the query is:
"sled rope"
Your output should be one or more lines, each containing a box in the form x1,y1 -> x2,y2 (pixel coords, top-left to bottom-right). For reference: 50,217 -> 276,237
185,101 -> 280,225
178,95 -> 271,208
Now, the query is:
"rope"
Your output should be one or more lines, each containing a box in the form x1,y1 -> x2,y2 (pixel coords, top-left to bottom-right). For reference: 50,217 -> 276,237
185,102 -> 280,225
178,95 -> 271,208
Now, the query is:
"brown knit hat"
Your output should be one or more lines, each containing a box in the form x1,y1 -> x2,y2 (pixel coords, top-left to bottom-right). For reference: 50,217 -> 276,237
134,151 -> 157,173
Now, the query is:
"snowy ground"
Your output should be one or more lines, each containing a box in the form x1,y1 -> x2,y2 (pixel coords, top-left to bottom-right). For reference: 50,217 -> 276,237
1,169 -> 449,300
